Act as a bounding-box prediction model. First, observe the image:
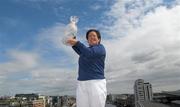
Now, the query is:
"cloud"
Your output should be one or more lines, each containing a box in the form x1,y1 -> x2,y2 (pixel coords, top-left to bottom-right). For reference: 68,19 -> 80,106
36,22 -> 78,65
0,50 -> 40,95
102,0 -> 163,38
0,50 -> 39,75
0,67 -> 78,96
0,22 -> 79,95
30,67 -> 77,95
102,1 -> 180,94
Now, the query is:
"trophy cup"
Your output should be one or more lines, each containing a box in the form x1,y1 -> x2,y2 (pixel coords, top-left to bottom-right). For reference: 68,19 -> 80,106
62,16 -> 79,45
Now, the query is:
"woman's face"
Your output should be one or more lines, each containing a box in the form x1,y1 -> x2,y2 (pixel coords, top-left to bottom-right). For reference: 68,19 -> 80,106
87,31 -> 100,46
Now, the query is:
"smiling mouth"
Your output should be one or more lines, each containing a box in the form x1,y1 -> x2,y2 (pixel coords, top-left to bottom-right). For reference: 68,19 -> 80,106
91,41 -> 96,43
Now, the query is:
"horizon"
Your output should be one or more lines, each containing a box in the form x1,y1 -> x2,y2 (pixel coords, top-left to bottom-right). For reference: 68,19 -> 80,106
1,88 -> 180,97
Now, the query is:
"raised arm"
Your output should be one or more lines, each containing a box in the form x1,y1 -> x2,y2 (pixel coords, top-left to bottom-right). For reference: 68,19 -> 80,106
72,45 -> 81,55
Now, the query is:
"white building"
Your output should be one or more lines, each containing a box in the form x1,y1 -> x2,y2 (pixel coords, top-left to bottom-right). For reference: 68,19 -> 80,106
38,95 -> 46,107
134,79 -> 153,107
144,82 -> 153,101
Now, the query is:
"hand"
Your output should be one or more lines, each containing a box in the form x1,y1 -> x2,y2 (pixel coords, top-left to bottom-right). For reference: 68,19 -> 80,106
66,37 -> 78,46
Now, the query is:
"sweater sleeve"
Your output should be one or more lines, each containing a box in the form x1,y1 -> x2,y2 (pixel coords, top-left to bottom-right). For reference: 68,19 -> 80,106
72,43 -> 81,55
74,41 -> 105,58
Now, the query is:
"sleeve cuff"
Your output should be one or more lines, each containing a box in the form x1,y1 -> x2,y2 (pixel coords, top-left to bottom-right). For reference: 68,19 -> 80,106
74,41 -> 81,47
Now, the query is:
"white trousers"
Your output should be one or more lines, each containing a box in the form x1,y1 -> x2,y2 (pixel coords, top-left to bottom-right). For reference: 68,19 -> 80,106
76,79 -> 107,107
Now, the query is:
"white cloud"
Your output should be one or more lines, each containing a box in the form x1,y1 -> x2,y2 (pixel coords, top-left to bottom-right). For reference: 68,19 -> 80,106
0,50 -> 40,95
0,50 -> 39,75
102,0 -> 163,38
102,1 -> 180,94
30,67 -> 77,95
37,23 -> 74,54
0,22 -> 79,95
36,22 -> 79,65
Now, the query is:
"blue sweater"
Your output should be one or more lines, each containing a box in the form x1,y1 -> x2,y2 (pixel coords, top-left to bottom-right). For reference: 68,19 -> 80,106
72,41 -> 106,81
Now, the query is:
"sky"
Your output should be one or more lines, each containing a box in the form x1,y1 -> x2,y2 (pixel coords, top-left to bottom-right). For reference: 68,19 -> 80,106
0,0 -> 180,96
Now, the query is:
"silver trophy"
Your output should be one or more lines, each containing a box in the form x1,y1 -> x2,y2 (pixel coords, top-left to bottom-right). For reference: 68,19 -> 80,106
62,16 -> 79,45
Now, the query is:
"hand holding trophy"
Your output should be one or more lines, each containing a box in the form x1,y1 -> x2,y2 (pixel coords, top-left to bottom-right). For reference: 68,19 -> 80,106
62,16 -> 79,45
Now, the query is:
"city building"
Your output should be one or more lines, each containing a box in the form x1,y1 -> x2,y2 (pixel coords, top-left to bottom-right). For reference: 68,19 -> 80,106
134,79 -> 153,107
106,94 -> 134,107
33,99 -> 45,107
38,95 -> 46,107
45,95 -> 76,107
144,82 -> 153,101
15,93 -> 39,101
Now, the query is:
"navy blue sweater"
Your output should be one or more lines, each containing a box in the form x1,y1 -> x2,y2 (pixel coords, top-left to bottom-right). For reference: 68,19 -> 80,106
72,41 -> 106,81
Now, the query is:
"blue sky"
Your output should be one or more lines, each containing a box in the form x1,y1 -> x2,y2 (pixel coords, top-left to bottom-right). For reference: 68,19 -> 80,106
1,0 -> 180,96
0,0 -> 112,50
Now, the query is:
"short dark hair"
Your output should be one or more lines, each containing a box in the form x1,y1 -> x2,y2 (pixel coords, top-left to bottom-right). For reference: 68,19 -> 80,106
86,29 -> 101,43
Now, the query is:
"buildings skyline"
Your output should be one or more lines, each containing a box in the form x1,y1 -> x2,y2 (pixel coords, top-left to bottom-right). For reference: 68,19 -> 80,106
1,79 -> 180,107
1,0 -> 180,96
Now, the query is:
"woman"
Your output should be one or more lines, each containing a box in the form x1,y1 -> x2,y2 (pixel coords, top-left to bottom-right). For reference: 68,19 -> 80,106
67,29 -> 107,107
